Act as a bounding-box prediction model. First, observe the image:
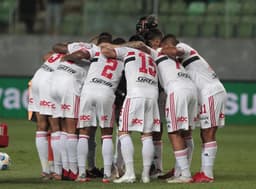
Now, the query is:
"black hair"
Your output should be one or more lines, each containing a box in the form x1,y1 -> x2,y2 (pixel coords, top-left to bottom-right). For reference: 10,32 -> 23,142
129,34 -> 145,42
161,34 -> 179,46
112,37 -> 126,45
97,32 -> 112,45
136,15 -> 158,34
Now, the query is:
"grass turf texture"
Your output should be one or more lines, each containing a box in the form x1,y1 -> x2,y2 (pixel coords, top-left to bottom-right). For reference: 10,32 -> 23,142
0,118 -> 256,189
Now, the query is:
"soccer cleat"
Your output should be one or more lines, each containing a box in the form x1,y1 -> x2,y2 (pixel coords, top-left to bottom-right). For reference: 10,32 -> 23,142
166,176 -> 193,183
150,168 -> 163,179
86,167 -> 104,178
75,173 -> 91,182
102,174 -> 112,183
158,168 -> 175,179
111,164 -> 120,179
192,172 -> 214,183
141,176 -> 150,183
69,171 -> 78,181
61,169 -> 70,180
113,174 -> 136,183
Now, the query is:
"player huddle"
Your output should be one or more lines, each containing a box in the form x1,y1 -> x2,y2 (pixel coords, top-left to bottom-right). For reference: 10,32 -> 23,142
28,15 -> 227,184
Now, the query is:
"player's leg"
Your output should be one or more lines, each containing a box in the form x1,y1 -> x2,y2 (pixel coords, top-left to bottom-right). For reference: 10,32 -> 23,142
113,98 -> 136,183
49,116 -> 62,180
101,127 -> 114,183
193,92 -> 226,183
35,112 -> 51,178
166,131 -> 192,183
58,118 -> 69,179
141,133 -> 154,183
76,127 -> 91,182
65,117 -> 79,180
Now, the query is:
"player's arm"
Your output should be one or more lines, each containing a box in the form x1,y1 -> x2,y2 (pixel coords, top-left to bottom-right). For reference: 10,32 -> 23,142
61,50 -> 91,62
101,46 -> 117,59
160,46 -> 185,57
52,43 -> 68,54
121,41 -> 151,54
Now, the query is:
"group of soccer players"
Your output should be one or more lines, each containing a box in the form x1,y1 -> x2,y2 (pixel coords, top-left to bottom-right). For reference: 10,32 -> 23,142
28,15 -> 227,184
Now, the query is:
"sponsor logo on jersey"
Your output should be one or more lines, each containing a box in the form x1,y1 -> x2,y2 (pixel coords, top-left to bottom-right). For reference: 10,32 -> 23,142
153,118 -> 161,125
219,112 -> 225,119
177,116 -> 188,122
132,118 -> 143,125
40,64 -> 54,72
57,65 -> 76,74
61,104 -> 71,110
91,78 -> 113,87
80,115 -> 91,121
177,72 -> 191,79
40,100 -> 56,109
136,76 -> 157,85
101,115 -> 108,121
29,98 -> 33,104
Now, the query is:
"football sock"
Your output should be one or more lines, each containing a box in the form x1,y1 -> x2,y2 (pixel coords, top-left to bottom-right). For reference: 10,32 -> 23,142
142,136 -> 154,178
201,141 -> 217,178
102,135 -> 113,177
67,134 -> 78,174
60,131 -> 69,172
36,131 -> 49,174
119,134 -> 135,177
51,131 -> 62,175
77,134 -> 89,176
174,148 -> 191,178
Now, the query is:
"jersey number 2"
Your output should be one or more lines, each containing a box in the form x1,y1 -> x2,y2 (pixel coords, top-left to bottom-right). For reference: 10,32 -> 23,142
101,59 -> 118,79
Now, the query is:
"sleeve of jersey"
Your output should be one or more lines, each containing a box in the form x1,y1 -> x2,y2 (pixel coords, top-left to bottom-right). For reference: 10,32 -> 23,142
114,47 -> 127,60
176,43 -> 190,57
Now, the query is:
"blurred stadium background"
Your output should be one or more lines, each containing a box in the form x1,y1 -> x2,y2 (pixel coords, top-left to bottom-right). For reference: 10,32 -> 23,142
0,0 -> 255,125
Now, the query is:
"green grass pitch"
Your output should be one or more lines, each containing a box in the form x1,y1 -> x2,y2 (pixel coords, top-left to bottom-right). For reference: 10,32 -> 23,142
0,118 -> 256,189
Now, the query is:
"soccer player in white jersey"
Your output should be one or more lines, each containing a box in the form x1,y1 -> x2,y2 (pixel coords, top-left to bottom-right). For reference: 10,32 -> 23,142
64,33 -> 124,183
161,34 -> 227,183
50,42 -> 92,181
149,44 -> 198,183
28,51 -> 62,180
143,28 -> 165,178
101,35 -> 161,184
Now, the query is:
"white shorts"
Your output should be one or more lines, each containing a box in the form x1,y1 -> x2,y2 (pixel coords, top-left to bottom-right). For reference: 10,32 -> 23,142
119,97 -> 160,133
28,69 -> 53,113
198,91 -> 226,129
50,71 -> 84,118
165,87 -> 198,133
78,91 -> 115,128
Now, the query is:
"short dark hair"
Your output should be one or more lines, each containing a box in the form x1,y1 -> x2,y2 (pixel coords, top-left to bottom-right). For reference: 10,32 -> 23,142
136,15 -> 158,34
97,32 -> 112,45
129,34 -> 145,42
143,28 -> 163,41
112,37 -> 126,45
161,34 -> 179,46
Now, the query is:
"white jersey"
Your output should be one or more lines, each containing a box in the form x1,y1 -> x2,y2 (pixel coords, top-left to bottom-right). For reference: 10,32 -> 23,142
150,48 -> 193,92
176,42 -> 225,95
115,47 -> 158,98
82,45 -> 124,94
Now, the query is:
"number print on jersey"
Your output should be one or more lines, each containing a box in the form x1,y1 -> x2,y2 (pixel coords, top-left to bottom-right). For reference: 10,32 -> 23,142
138,52 -> 156,77
101,58 -> 118,79
47,53 -> 63,63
